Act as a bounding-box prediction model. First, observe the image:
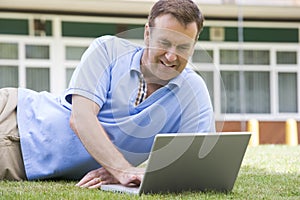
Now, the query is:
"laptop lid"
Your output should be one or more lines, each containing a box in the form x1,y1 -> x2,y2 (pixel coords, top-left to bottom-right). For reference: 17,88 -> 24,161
101,132 -> 251,195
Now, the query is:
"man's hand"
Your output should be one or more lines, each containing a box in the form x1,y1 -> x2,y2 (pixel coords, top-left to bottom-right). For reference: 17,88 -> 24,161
75,167 -> 145,189
75,167 -> 118,189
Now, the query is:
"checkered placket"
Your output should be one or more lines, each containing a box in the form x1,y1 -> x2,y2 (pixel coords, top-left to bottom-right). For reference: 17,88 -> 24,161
135,74 -> 147,106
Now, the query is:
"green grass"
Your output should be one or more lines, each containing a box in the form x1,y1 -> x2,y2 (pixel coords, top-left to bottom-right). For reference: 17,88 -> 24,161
1,145 -> 299,200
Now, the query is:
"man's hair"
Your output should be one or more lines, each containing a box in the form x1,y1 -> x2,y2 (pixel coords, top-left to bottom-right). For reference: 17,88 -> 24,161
148,0 -> 204,40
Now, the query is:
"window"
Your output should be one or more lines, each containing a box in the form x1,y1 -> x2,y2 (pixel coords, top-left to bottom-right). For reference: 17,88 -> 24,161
66,68 -> 75,87
66,46 -> 87,60
62,22 -> 117,37
0,18 -> 29,35
244,50 -> 270,65
276,51 -> 297,65
221,71 -> 270,113
197,71 -> 214,106
26,67 -> 50,92
25,44 -> 49,59
0,66 -> 18,88
220,49 -> 239,65
0,43 -> 18,59
278,72 -> 297,113
192,49 -> 213,63
220,49 -> 270,65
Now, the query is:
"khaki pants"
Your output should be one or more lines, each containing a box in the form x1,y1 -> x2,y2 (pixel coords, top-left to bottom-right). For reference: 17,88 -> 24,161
0,88 -> 27,180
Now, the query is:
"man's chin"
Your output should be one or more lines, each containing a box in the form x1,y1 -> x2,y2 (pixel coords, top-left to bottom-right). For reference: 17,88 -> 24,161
146,66 -> 180,84
153,73 -> 179,83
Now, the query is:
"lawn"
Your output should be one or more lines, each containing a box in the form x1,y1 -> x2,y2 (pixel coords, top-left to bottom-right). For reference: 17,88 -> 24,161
0,145 -> 299,200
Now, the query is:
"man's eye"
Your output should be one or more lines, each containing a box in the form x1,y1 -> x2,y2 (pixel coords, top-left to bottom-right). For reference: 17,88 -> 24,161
178,46 -> 190,52
159,40 -> 170,47
179,46 -> 189,50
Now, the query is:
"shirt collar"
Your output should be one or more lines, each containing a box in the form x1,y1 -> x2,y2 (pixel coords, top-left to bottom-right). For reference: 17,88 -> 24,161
130,48 -> 144,74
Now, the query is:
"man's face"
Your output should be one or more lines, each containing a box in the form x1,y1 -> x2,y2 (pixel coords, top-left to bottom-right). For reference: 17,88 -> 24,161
143,14 -> 198,83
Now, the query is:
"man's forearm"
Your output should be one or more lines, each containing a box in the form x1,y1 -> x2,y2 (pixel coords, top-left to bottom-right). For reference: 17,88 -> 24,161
70,95 -> 132,178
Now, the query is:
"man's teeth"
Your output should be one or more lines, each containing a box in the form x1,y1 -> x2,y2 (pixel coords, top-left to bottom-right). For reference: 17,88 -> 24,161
160,61 -> 175,67
163,63 -> 173,67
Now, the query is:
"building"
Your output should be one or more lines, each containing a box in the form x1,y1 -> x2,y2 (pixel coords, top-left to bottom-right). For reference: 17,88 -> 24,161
1,0 -> 300,143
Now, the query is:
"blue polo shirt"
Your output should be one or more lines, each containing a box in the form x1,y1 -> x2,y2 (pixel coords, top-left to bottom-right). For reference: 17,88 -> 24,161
18,36 -> 215,180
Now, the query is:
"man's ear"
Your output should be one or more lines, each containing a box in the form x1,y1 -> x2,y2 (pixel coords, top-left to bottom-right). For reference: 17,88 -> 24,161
144,23 -> 150,46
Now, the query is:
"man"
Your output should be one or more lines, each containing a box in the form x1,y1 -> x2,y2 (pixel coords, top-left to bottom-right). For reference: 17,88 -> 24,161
0,0 -> 215,189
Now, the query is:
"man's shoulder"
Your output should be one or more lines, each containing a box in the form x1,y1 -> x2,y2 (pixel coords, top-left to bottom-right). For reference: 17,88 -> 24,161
178,68 -> 206,86
94,35 -> 141,49
90,35 -> 142,61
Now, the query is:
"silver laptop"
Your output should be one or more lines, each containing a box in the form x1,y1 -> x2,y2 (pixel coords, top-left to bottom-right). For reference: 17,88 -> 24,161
100,132 -> 251,195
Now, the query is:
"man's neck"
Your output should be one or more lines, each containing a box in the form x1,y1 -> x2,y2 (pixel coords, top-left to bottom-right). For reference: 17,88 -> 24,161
140,57 -> 168,97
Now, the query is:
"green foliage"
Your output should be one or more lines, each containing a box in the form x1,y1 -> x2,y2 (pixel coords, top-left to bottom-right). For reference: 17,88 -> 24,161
0,145 -> 299,200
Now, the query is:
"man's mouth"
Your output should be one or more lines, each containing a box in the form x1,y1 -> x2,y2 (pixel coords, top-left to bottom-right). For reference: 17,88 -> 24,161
160,61 -> 176,68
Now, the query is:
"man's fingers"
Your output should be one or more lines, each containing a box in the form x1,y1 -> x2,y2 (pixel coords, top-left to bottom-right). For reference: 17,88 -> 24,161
76,167 -> 145,189
75,176 -> 91,187
88,182 -> 103,189
79,177 -> 102,188
76,167 -> 120,189
75,168 -> 104,187
127,175 -> 141,186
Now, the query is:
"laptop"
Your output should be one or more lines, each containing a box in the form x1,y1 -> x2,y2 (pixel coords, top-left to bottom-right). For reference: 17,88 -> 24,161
100,132 -> 252,195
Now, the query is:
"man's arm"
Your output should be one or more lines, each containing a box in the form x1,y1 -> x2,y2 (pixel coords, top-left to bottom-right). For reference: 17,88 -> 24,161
70,94 -> 144,188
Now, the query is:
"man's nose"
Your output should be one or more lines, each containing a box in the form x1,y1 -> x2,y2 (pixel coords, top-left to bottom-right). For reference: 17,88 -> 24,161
165,50 -> 177,62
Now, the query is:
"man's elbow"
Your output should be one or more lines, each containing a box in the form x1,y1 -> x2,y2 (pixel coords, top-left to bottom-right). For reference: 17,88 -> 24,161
69,113 -> 77,133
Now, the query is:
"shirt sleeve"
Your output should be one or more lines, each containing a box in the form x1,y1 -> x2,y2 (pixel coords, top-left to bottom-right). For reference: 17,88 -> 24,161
64,36 -> 114,108
177,71 -> 216,133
